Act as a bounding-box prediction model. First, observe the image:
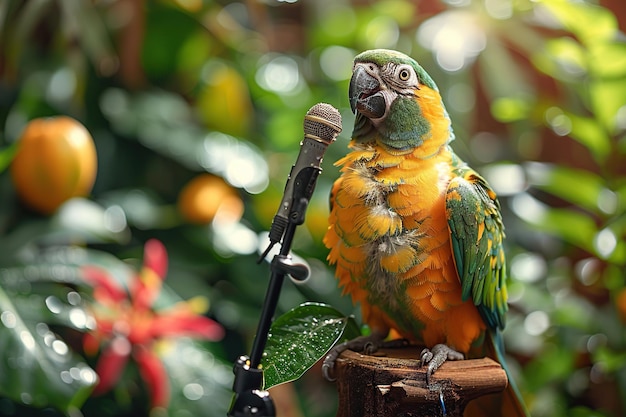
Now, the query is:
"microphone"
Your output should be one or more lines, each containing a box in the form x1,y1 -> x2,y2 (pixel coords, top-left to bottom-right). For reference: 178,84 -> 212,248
258,103 -> 342,262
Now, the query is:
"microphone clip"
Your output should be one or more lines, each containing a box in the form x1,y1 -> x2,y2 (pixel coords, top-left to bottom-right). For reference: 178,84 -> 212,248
286,165 -> 320,225
258,165 -> 321,262
272,254 -> 309,283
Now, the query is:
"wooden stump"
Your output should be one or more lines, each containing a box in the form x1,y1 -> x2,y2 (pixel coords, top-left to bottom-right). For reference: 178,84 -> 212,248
334,347 -> 508,417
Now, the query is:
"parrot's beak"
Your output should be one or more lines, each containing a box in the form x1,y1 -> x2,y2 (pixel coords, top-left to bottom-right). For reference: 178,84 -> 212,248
349,65 -> 386,119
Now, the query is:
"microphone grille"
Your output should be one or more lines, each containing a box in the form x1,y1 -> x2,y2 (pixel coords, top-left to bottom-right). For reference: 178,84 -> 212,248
303,103 -> 342,144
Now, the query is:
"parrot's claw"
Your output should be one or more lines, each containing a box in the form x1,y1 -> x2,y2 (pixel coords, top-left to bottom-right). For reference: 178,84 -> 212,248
322,334 -> 392,381
419,344 -> 464,385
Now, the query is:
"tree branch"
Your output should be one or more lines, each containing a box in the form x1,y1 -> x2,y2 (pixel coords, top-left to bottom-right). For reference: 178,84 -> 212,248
334,347 -> 508,417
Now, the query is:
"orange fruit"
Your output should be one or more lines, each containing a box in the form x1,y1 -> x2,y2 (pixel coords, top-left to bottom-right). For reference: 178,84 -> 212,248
10,116 -> 98,214
177,174 -> 244,225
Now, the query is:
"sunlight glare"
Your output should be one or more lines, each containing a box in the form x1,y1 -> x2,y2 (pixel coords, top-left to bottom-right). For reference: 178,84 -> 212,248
482,163 -> 526,196
511,253 -> 546,283
511,192 -> 547,223
417,11 -> 486,72
594,228 -> 617,259
524,310 -> 550,336
256,55 -> 301,94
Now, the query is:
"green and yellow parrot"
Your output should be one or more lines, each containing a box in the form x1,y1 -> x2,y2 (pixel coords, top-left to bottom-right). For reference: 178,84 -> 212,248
323,49 -> 529,416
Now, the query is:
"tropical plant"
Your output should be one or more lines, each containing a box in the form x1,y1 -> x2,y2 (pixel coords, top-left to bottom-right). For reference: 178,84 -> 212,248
0,0 -> 624,416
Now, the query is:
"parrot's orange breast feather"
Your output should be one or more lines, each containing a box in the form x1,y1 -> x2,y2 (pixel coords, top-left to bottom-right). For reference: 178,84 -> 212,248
324,141 -> 486,353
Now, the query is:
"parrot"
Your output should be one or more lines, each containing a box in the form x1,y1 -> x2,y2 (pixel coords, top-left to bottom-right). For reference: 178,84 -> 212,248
322,49 -> 529,416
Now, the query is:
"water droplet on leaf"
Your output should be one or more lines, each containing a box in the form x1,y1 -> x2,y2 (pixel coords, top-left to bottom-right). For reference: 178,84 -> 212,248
0,311 -> 16,329
45,296 -> 63,314
183,383 -> 204,401
67,291 -> 82,306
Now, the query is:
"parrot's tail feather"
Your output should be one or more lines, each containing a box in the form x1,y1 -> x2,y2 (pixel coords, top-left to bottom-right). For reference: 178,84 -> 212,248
465,330 -> 529,417
467,329 -> 530,417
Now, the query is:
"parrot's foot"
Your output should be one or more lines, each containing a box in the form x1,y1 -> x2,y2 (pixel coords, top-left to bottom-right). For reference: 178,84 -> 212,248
322,333 -> 406,381
419,344 -> 464,385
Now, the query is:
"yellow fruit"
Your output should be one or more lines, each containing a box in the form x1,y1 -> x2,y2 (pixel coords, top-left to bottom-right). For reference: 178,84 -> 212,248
196,62 -> 253,137
10,116 -> 98,215
177,174 -> 244,225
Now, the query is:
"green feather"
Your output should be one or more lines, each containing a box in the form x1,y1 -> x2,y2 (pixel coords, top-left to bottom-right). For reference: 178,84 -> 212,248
352,49 -> 458,151
382,97 -> 430,151
446,164 -> 508,331
354,49 -> 439,92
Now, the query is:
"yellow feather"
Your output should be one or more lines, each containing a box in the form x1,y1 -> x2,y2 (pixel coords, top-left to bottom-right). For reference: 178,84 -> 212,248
370,152 -> 404,167
335,224 -> 368,248
380,244 -> 420,274
339,245 -> 368,264
333,187 -> 358,209
374,166 -> 407,185
399,156 -> 425,170
336,149 -> 375,170
387,191 -> 415,216
341,173 -> 375,199
355,206 -> 402,240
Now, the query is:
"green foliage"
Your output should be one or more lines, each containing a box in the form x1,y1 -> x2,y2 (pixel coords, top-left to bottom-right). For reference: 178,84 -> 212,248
0,144 -> 17,174
160,338 -> 234,417
262,303 -> 360,389
0,283 -> 94,414
0,0 -> 625,416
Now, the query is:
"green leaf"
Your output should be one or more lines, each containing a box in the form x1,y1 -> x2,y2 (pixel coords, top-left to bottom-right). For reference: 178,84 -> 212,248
58,0 -> 115,73
525,162 -> 610,214
551,293 -> 594,330
51,198 -> 131,244
541,1 -> 617,45
480,39 -> 533,102
372,0 -> 416,27
589,79 -> 626,133
0,249 -> 135,412
0,286 -> 96,414
566,112 -> 612,162
0,244 -> 134,290
491,96 -> 532,122
592,345 -> 626,375
543,37 -> 587,79
524,343 -> 576,388
539,208 -> 598,253
569,406 -> 612,417
512,193 -> 597,252
261,302 -> 360,389
161,338 -> 234,417
588,42 -> 626,78
0,143 -> 18,173
142,3 -> 199,79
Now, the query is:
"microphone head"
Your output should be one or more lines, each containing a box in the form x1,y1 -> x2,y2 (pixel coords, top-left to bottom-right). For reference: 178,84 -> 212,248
303,103 -> 342,144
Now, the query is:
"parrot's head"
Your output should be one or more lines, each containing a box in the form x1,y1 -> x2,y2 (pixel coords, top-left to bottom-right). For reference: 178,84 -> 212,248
349,49 -> 453,154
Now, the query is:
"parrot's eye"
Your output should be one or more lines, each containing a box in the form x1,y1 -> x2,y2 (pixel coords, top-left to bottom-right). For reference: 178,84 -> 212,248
398,68 -> 411,81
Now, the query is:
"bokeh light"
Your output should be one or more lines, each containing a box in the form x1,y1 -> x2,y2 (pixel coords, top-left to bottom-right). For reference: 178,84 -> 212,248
417,11 -> 486,72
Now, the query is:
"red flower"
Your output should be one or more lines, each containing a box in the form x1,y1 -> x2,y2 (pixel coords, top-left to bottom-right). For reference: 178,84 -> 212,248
82,239 -> 224,409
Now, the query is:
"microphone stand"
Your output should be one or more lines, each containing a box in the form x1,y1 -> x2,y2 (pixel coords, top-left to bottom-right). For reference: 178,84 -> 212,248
228,167 -> 319,417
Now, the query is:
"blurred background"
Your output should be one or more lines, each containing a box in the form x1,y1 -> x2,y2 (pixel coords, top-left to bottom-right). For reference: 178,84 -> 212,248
0,0 -> 625,416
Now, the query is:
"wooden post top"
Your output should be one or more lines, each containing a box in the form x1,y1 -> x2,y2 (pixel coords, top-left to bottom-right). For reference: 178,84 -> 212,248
334,347 -> 508,417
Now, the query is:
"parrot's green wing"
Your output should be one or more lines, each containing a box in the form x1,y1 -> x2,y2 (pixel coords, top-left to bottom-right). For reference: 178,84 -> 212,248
445,163 -> 508,331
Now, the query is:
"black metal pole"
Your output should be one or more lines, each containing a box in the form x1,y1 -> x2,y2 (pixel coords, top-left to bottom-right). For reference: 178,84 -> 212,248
228,171 -> 318,417
249,220 -> 297,367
